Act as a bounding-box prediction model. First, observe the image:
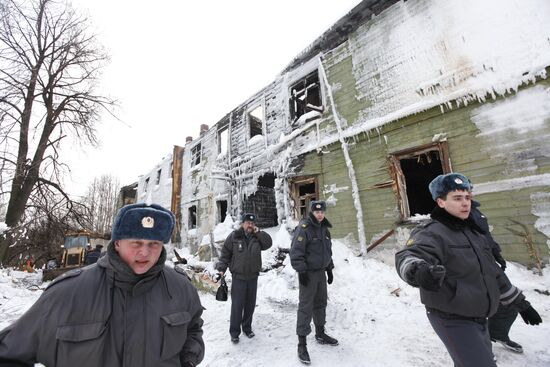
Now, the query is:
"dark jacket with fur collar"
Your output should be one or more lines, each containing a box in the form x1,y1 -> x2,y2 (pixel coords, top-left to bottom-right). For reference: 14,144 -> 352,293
217,227 -> 272,280
0,242 -> 205,367
290,213 -> 335,273
395,206 -> 520,318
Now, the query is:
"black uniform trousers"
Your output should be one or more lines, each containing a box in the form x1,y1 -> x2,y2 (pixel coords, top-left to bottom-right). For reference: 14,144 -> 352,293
488,303 -> 518,342
427,310 -> 496,367
297,270 -> 327,336
230,277 -> 258,338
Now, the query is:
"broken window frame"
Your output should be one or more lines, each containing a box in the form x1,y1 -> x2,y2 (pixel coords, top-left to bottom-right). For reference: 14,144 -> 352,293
190,143 -> 201,166
289,175 -> 319,219
388,141 -> 451,221
289,70 -> 324,126
247,104 -> 265,140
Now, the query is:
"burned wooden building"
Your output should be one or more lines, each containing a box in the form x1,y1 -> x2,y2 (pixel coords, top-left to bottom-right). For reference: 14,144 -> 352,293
136,0 -> 550,266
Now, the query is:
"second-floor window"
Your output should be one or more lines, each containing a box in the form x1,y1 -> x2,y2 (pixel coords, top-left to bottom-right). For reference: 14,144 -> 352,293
191,143 -> 201,166
289,70 -> 323,124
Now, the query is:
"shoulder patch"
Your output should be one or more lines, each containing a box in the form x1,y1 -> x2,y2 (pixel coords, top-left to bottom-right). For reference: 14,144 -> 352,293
46,268 -> 83,290
406,238 -> 414,247
301,223 -> 307,228
297,236 -> 304,242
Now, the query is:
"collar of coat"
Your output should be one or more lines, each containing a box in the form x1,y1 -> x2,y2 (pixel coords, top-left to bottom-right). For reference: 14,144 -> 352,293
233,227 -> 253,240
430,206 -> 484,234
307,212 -> 332,228
97,241 -> 166,295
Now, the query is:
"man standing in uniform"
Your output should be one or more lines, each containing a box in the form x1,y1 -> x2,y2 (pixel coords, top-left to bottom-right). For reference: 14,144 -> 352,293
0,203 -> 205,367
395,173 -> 542,366
290,200 -> 338,365
216,213 -> 272,344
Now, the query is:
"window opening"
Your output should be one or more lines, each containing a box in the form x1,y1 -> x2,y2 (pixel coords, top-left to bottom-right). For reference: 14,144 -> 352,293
191,143 -> 201,166
217,200 -> 228,223
188,205 -> 197,229
155,169 -> 161,185
218,127 -> 229,155
248,106 -> 264,138
289,70 -> 323,124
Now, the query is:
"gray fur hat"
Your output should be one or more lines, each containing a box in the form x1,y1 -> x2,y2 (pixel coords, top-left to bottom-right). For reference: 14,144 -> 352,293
111,203 -> 175,243
428,173 -> 472,200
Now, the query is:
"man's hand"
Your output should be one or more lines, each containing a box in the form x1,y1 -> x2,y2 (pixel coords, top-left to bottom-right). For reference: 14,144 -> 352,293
298,272 -> 309,287
326,268 -> 333,285
520,305 -> 542,325
414,263 -> 446,291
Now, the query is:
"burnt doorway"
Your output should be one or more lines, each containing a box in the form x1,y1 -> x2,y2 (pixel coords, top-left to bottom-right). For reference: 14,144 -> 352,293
389,142 -> 451,219
242,173 -> 278,228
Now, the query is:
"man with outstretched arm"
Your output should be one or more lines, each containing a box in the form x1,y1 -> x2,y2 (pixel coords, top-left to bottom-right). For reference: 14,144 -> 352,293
395,173 -> 541,367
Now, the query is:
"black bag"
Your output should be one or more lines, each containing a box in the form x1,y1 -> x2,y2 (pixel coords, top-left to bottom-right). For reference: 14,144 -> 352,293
216,276 -> 228,301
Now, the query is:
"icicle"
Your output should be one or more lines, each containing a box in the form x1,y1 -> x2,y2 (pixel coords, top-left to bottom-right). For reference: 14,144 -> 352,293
319,58 -> 368,255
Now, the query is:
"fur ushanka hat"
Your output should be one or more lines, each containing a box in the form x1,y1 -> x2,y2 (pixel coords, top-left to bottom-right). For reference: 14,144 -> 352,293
111,203 -> 175,243
428,173 -> 472,200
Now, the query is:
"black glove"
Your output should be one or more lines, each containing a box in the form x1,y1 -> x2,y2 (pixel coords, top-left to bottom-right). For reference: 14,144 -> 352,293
520,305 -> 542,325
414,263 -> 446,291
298,272 -> 309,287
182,362 -> 196,367
326,268 -> 333,285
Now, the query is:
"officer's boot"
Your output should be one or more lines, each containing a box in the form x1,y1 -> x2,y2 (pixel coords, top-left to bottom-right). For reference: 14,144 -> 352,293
315,325 -> 339,346
297,336 -> 311,364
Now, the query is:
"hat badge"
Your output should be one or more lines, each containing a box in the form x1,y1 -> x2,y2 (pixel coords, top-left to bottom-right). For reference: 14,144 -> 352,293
316,204 -> 321,209
141,216 -> 155,228
454,178 -> 463,184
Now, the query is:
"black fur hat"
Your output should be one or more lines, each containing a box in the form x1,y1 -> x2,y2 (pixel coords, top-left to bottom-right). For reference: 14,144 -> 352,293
111,203 -> 175,243
241,213 -> 256,222
310,200 -> 326,212
428,173 -> 472,200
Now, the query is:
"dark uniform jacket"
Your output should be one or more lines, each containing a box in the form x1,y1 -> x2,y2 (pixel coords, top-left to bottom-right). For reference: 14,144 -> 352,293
0,243 -> 205,367
470,200 -> 506,267
217,227 -> 272,280
290,213 -> 334,273
395,206 -> 522,319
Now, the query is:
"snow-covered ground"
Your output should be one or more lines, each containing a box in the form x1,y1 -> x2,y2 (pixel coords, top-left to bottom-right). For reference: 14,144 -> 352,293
1,224 -> 549,366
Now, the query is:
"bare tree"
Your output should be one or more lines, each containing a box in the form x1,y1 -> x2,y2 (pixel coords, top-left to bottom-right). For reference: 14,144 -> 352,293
0,0 -> 115,263
82,174 -> 119,235
6,182 -> 88,267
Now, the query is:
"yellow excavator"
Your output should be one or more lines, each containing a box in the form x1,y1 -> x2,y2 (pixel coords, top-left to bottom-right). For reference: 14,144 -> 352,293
42,231 -> 109,281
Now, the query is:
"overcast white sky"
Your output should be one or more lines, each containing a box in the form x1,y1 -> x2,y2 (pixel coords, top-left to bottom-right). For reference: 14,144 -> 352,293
65,0 -> 363,197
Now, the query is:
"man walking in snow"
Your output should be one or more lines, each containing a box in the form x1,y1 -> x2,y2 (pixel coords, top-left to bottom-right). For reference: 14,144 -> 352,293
395,173 -> 542,367
290,200 -> 338,365
216,213 -> 272,344
0,203 -> 205,367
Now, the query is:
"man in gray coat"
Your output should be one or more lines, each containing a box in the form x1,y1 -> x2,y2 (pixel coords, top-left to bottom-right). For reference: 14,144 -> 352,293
0,203 -> 205,367
290,200 -> 338,365
216,213 -> 272,344
395,173 -> 541,367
